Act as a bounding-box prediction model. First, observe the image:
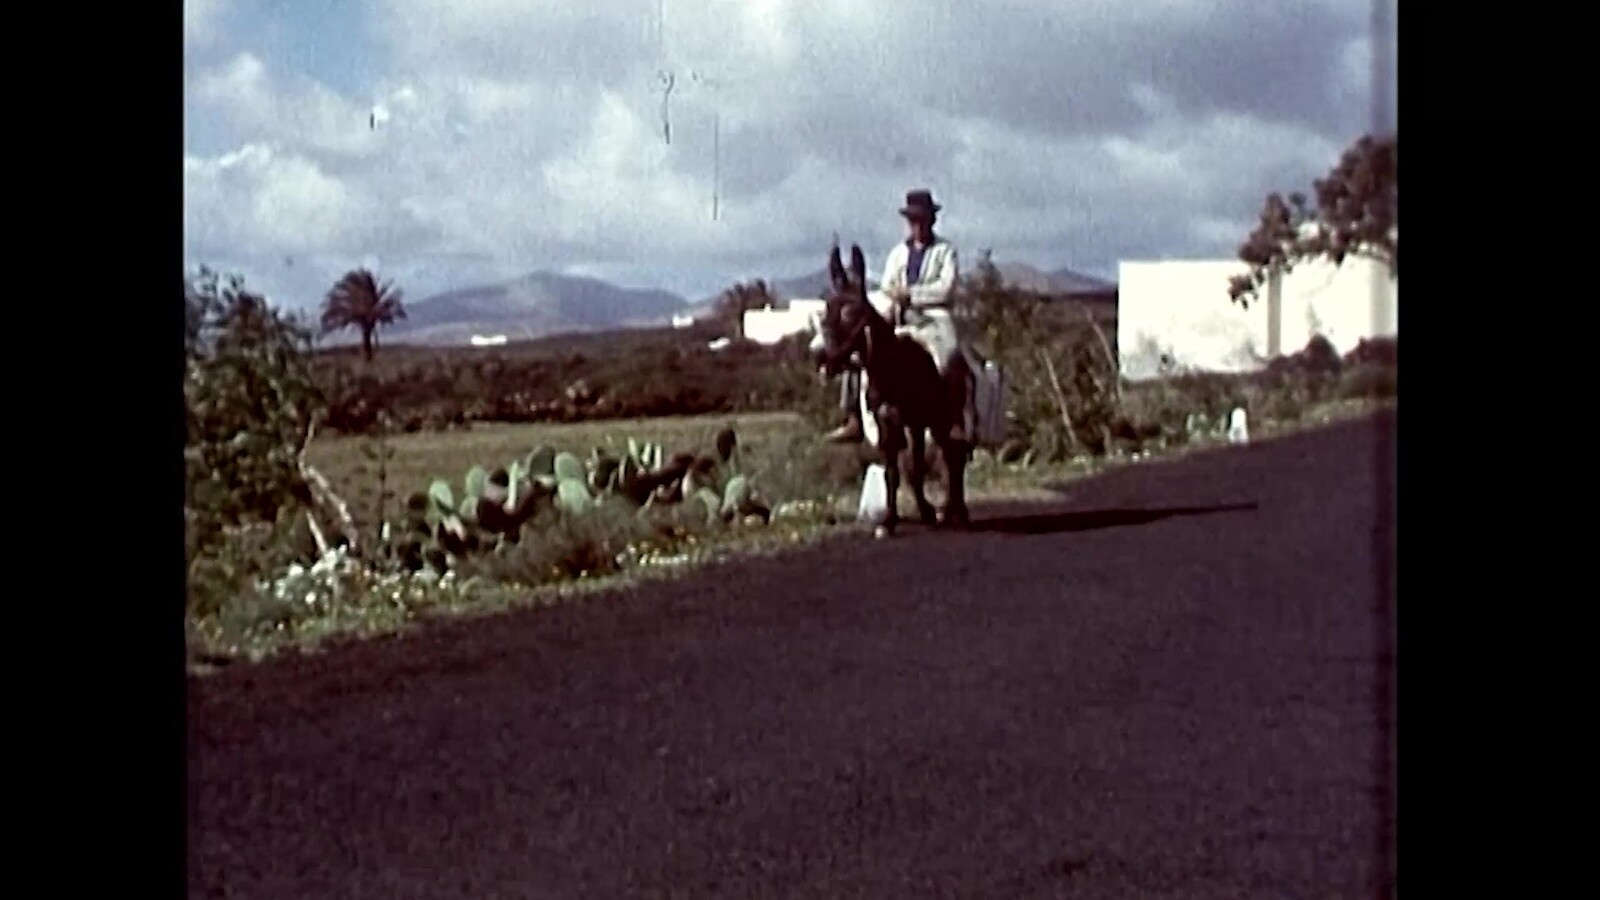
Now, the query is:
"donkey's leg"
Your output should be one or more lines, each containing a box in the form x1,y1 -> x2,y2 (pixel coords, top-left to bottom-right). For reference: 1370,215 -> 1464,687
907,425 -> 938,525
875,410 -> 904,538
943,351 -> 973,443
937,438 -> 972,528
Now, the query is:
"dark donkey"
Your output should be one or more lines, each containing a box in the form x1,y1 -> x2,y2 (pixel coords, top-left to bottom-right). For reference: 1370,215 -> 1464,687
817,242 -> 971,537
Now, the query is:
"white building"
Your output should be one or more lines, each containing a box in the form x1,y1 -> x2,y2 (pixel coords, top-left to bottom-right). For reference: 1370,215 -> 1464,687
741,298 -> 827,346
1117,252 -> 1398,382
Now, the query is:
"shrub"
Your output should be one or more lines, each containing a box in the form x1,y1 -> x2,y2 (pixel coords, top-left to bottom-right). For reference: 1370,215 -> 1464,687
463,497 -> 664,586
1343,336 -> 1398,368
953,252 -> 1127,458
308,326 -> 832,436
185,268 -> 330,615
1336,362 -> 1398,399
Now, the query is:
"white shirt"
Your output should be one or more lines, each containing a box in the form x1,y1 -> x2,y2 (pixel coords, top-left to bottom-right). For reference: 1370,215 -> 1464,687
879,236 -> 959,308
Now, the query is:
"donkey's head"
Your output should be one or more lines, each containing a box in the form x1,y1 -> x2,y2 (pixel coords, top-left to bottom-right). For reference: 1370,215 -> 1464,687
817,242 -> 883,376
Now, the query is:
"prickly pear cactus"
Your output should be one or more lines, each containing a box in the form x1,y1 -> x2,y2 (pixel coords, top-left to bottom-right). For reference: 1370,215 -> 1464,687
690,486 -> 723,526
389,425 -> 782,578
554,451 -> 585,484
721,474 -> 752,518
526,445 -> 556,478
428,479 -> 455,515
465,465 -> 488,500
506,460 -> 526,507
589,451 -> 621,495
556,476 -> 593,514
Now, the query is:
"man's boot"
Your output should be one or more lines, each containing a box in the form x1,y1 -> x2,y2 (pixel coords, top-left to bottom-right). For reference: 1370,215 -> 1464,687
826,413 -> 864,443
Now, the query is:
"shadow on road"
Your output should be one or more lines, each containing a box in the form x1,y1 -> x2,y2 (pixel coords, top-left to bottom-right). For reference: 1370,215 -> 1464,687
967,502 -> 1259,536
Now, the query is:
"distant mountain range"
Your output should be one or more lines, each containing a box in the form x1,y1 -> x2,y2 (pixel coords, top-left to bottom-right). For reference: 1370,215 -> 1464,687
374,261 -> 1116,347
996,262 -> 1118,298
379,271 -> 692,346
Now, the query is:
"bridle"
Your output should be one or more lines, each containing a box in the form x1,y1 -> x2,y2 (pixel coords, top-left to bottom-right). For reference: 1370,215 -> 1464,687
819,287 -> 878,373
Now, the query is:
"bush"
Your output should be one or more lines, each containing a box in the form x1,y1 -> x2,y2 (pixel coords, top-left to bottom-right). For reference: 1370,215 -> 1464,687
1336,362 -> 1398,399
1343,336 -> 1398,368
1266,334 -> 1343,378
185,268 -> 329,615
741,431 -> 864,504
309,326 -> 830,437
463,497 -> 664,586
953,252 -> 1127,458
186,514 -> 316,620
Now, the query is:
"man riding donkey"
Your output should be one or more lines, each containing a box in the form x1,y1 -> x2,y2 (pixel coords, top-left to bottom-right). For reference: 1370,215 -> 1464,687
820,188 -> 975,447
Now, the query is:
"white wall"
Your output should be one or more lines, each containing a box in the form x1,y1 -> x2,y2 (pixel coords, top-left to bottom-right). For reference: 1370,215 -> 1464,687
1116,257 -> 1398,382
1278,256 -> 1399,355
741,298 -> 826,346
788,298 -> 826,321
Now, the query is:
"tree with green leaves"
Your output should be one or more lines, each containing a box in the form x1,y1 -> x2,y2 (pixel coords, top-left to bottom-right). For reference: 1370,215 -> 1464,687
321,268 -> 407,361
1228,131 -> 1397,308
185,268 -> 327,555
952,249 -> 1121,459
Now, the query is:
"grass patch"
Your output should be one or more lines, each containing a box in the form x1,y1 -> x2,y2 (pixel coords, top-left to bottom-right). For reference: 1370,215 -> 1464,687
188,497 -> 868,669
304,410 -> 813,532
190,392 -> 1392,672
191,410 -> 867,667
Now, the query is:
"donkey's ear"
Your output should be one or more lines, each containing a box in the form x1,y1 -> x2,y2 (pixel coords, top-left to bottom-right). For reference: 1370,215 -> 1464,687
828,243 -> 846,288
849,244 -> 866,282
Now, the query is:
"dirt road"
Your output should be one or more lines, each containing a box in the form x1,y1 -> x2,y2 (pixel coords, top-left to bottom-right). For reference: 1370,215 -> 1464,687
189,409 -> 1396,898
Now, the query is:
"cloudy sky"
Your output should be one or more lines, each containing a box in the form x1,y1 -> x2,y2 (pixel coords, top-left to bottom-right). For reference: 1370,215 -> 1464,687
184,0 -> 1396,311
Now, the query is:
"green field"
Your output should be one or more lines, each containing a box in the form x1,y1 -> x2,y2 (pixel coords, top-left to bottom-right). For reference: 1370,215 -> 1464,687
191,395 -> 1392,668
303,410 -> 872,535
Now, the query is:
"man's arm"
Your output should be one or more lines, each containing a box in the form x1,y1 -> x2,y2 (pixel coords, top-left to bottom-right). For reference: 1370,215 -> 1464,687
907,243 -> 959,307
880,243 -> 905,296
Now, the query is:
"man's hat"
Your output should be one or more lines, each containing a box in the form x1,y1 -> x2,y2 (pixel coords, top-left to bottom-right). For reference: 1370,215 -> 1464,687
899,188 -> 941,219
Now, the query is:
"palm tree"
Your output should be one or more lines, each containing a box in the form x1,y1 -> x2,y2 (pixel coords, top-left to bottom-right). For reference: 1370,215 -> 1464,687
321,268 -> 406,361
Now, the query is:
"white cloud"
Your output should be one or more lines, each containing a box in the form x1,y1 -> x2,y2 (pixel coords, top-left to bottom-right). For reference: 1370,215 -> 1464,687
183,0 -> 1386,308
193,53 -> 380,160
185,144 -> 363,254
184,0 -> 222,47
